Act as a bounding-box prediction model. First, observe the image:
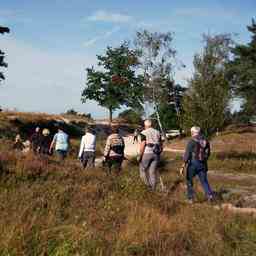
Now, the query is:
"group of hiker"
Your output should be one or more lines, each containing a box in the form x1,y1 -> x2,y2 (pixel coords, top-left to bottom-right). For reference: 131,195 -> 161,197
13,126 -> 70,160
12,119 -> 214,203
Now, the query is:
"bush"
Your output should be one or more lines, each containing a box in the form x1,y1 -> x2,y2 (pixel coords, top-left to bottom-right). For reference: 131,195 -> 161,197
118,109 -> 143,124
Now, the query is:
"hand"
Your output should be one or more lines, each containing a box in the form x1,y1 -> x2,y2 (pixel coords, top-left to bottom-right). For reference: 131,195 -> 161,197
179,164 -> 185,176
137,154 -> 142,163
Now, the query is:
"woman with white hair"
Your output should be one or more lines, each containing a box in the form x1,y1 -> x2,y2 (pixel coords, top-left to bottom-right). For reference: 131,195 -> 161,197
181,126 -> 213,203
138,119 -> 162,191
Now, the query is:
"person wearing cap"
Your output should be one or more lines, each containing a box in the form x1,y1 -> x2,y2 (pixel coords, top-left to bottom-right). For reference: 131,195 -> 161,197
181,126 -> 213,203
103,125 -> 125,174
78,127 -> 96,169
138,119 -> 163,191
39,128 -> 51,155
30,127 -> 42,153
49,127 -> 69,161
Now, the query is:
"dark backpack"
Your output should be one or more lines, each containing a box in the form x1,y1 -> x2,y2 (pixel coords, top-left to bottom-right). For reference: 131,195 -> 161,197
192,138 -> 209,161
110,144 -> 124,155
153,144 -> 162,155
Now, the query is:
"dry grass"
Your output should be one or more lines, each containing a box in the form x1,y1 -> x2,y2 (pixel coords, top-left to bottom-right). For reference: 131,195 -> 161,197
0,118 -> 256,255
0,142 -> 255,256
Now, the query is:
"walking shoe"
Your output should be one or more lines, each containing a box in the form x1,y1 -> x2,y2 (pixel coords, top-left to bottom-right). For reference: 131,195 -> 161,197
187,199 -> 194,204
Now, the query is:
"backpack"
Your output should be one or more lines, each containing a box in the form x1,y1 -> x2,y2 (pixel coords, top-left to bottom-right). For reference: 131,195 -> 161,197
110,144 -> 124,155
153,144 -> 162,155
192,138 -> 209,161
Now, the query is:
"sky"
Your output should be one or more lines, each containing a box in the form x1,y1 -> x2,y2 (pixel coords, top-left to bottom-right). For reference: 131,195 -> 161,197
0,0 -> 255,118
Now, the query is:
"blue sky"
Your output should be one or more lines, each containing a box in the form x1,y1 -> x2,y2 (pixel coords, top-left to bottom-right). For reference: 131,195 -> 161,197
0,0 -> 255,117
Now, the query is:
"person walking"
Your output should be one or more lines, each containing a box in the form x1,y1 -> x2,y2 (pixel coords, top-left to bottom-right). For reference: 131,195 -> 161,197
30,127 -> 41,153
13,134 -> 25,151
180,126 -> 213,203
138,119 -> 163,191
103,125 -> 125,174
49,126 -> 69,161
39,128 -> 51,155
78,127 -> 96,169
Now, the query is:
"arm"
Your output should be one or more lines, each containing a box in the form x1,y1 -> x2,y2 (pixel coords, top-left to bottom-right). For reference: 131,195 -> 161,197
49,134 -> 56,153
138,133 -> 146,162
180,141 -> 192,176
104,136 -> 111,158
78,136 -> 85,158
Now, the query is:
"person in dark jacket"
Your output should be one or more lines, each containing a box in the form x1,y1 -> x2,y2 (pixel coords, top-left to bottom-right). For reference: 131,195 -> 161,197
181,126 -> 213,203
30,127 -> 42,153
39,128 -> 51,155
13,134 -> 24,151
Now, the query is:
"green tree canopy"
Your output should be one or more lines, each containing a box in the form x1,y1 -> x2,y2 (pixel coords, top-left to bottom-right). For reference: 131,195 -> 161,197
228,18 -> 256,117
0,26 -> 10,82
81,43 -> 144,123
182,34 -> 233,137
134,30 -> 178,134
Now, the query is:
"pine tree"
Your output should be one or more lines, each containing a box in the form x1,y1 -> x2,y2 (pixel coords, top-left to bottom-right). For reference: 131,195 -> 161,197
228,19 -> 256,118
0,26 -> 10,82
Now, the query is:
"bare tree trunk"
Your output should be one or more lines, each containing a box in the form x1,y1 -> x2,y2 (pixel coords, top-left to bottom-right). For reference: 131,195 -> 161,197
154,102 -> 166,140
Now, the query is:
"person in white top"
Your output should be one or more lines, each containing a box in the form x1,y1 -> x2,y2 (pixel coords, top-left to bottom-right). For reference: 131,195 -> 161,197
78,127 -> 96,169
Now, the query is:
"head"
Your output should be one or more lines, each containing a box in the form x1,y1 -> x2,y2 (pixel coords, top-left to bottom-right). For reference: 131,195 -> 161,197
111,125 -> 119,134
144,119 -> 152,129
35,127 -> 40,133
85,126 -> 94,134
42,128 -> 50,136
15,134 -> 21,142
191,126 -> 201,138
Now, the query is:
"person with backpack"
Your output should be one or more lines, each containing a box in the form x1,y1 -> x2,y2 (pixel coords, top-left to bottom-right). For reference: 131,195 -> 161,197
138,119 -> 163,191
49,126 -> 69,161
78,127 -> 96,169
180,126 -> 213,203
103,125 -> 125,174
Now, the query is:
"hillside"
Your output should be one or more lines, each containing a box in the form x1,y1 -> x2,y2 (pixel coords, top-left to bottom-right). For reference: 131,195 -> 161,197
0,112 -> 256,255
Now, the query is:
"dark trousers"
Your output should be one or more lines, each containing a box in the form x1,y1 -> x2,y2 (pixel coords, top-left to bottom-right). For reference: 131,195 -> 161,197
106,156 -> 123,174
186,160 -> 213,200
56,150 -> 67,161
81,151 -> 95,169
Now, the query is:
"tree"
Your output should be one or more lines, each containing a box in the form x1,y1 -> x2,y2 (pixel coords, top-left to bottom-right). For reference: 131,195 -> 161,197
118,109 -> 143,124
182,34 -> 233,137
228,18 -> 256,117
81,43 -> 144,123
151,82 -> 186,131
134,30 -> 177,134
0,26 -> 10,82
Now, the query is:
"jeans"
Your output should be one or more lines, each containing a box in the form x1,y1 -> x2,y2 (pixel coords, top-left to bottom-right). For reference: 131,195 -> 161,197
140,153 -> 160,190
81,151 -> 95,169
186,160 -> 213,200
56,150 -> 67,161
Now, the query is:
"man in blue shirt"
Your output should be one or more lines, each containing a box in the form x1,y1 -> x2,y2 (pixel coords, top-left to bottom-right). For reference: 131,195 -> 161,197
50,127 -> 69,161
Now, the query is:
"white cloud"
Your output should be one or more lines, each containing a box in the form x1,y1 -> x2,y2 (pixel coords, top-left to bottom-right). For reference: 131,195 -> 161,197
83,26 -> 120,47
0,37 -> 108,117
88,10 -> 132,23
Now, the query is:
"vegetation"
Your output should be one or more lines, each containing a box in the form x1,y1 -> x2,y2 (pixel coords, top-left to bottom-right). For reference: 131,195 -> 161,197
0,138 -> 256,255
134,30 -> 178,134
0,25 -> 10,82
82,43 -> 144,123
228,18 -> 256,118
118,109 -> 143,125
182,34 -> 233,136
